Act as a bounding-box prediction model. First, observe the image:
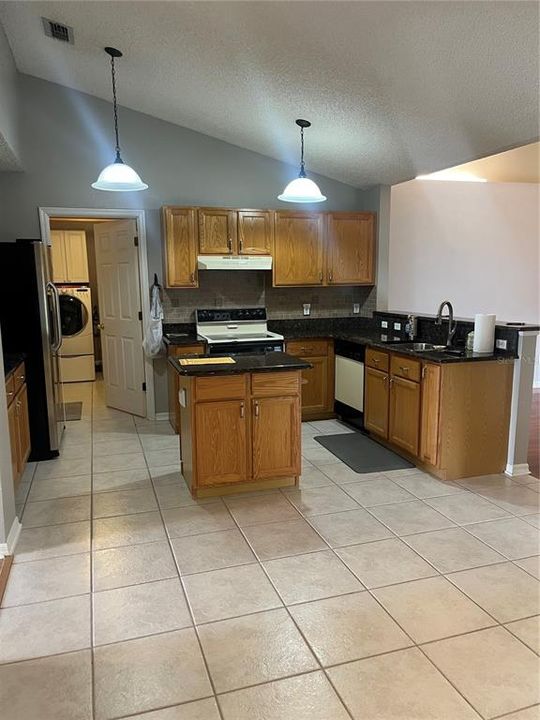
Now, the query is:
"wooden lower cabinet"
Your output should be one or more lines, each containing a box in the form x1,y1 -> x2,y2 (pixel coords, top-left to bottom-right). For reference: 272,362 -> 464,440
286,339 -> 334,420
195,400 -> 249,486
253,396 -> 300,479
389,375 -> 420,456
419,363 -> 441,465
167,343 -> 205,433
364,367 -> 389,438
6,362 -> 31,487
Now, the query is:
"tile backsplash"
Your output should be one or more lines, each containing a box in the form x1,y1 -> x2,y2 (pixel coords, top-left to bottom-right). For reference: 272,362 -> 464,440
161,271 -> 376,322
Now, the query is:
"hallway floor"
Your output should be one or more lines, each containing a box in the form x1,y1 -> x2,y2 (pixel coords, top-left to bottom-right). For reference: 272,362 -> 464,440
1,380 -> 539,720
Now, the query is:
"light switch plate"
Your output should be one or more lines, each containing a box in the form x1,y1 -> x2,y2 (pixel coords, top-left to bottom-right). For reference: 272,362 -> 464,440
303,303 -> 311,316
496,338 -> 507,350
353,303 -> 360,314
393,322 -> 401,330
381,320 -> 388,328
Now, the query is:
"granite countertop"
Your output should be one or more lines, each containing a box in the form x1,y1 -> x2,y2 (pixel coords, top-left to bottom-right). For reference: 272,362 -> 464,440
168,351 -> 311,376
364,339 -> 517,364
4,353 -> 25,378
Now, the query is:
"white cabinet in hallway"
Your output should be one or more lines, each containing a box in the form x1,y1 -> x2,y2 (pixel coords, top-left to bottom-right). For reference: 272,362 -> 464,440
51,230 -> 89,283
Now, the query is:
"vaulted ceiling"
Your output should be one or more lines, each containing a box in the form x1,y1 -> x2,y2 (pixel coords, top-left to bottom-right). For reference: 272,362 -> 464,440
1,1 -> 538,187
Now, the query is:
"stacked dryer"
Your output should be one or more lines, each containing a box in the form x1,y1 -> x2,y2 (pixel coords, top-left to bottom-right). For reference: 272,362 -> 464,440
58,286 -> 96,382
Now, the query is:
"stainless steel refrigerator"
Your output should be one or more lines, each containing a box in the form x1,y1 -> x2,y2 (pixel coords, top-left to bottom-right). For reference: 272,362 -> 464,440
0,239 -> 65,459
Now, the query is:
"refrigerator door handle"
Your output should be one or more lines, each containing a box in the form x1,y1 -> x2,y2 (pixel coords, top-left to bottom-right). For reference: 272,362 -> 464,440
47,282 -> 62,352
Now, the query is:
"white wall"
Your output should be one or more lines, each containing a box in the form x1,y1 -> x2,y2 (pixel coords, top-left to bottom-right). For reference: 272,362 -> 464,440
388,180 -> 539,323
0,22 -> 20,168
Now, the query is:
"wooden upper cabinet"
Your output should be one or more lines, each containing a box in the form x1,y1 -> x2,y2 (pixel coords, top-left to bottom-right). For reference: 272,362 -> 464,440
198,208 -> 237,255
162,207 -> 198,288
326,212 -> 375,285
273,212 -> 325,286
237,210 -> 272,255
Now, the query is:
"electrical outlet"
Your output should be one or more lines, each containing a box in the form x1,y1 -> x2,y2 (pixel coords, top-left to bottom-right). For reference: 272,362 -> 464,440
353,303 -> 360,314
381,333 -> 388,342
303,303 -> 311,316
393,322 -> 401,331
496,338 -> 507,350
381,320 -> 388,329
393,336 -> 401,341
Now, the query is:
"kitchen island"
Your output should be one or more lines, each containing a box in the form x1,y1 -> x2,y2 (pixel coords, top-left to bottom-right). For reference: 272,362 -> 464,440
169,352 -> 311,498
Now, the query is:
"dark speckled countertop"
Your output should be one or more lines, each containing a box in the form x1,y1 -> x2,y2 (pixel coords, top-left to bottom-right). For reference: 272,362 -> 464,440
168,351 -> 311,376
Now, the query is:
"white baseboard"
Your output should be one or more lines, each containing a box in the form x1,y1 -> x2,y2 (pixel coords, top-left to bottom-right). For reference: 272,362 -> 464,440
505,462 -> 530,478
155,412 -> 169,421
0,517 -> 22,557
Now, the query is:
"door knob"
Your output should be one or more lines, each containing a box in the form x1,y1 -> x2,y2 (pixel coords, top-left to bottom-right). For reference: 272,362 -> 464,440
98,323 -> 105,330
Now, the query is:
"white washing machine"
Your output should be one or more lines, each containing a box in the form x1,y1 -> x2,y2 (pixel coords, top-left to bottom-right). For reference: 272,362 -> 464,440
58,285 -> 96,382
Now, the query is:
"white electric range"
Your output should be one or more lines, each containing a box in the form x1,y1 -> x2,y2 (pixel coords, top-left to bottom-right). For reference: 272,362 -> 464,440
196,308 -> 284,355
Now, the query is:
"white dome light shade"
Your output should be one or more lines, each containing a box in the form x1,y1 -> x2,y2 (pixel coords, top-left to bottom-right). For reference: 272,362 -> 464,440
278,176 -> 327,203
92,160 -> 148,192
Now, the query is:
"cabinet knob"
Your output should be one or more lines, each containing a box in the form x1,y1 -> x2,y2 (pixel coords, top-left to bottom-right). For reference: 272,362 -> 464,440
240,402 -> 245,418
399,366 -> 409,373
239,238 -> 244,253
319,272 -> 323,282
329,271 -> 333,282
254,400 -> 259,418
227,237 -> 233,253
19,375 -> 25,382
190,272 -> 195,284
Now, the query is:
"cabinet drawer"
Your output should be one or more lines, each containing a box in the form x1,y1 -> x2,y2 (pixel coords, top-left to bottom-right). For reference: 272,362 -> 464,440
390,354 -> 421,383
13,362 -> 26,394
195,374 -> 247,401
251,371 -> 300,397
168,343 -> 205,357
5,374 -> 16,407
366,348 -> 389,372
286,339 -> 328,357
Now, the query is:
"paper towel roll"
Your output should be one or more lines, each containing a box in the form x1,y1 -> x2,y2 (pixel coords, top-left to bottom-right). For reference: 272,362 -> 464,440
473,314 -> 496,353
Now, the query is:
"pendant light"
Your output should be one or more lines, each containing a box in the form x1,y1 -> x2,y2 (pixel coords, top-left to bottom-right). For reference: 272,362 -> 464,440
278,119 -> 326,203
92,47 -> 148,192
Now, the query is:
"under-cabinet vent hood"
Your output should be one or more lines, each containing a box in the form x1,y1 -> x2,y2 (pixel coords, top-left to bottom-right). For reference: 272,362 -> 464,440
197,255 -> 272,271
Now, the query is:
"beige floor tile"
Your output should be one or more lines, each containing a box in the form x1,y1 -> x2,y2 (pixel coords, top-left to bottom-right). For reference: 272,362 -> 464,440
14,521 -> 91,563
139,434 -> 180,452
183,563 -> 282,623
336,537 -> 436,588
321,463 -> 387,485
497,708 -> 540,720
310,419 -> 354,434
155,481 -> 217,509
149,464 -> 183,486
145,448 -> 182,468
524,514 -> 540,529
171,529 -> 256,575
456,473 -> 516,491
0,595 -> 90,663
373,576 -> 494,643
124,698 -> 221,719
392,472 -> 463,499
424,627 -> 540,718
92,437 -> 142,457
35,457 -> 91,480
515,556 -> 540,579
218,671 -> 350,720
21,496 -> 91,528
93,578 -> 192,645
309,508 -> 393,547
289,591 -> 411,666
93,511 -> 166,550
370,500 -> 456,536
448,563 -> 540,622
343,477 -> 416,506
58,443 -> 92,461
94,629 -> 212,720
0,649 -> 92,720
92,487 -> 158,518
93,541 -> 176,592
163,503 -> 234,538
198,608 -> 317,692
28,474 -> 91,501
466,518 -> 540,559
2,553 -> 90,607
225,493 -> 300,526
284,485 -> 359,516
263,549 -> 363,605
298,467 -> 335,488
477,485 -> 540,516
242,518 -> 328,560
92,467 -> 151,493
505,616 -> 540,653
136,419 -> 176,436
404,527 -> 505,573
328,647 -> 481,720
302,446 -> 341,466
93,452 -> 147,474
425,492 -> 511,525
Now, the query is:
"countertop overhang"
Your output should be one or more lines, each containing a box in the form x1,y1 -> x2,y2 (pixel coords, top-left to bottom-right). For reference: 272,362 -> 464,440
168,351 -> 311,376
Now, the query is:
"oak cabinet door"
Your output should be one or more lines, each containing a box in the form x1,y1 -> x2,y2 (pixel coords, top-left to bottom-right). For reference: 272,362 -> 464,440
163,207 -> 198,288
16,384 -> 31,468
252,396 -> 300,479
237,210 -> 272,255
326,213 -> 375,285
195,400 -> 248,485
300,356 -> 329,417
198,208 -> 237,255
50,230 -> 68,283
7,400 -> 20,484
364,367 -> 389,438
420,363 -> 441,466
389,376 -> 421,456
273,212 -> 325,286
64,230 -> 89,283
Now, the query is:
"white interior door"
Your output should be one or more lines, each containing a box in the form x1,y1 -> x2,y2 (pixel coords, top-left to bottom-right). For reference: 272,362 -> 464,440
94,219 -> 146,417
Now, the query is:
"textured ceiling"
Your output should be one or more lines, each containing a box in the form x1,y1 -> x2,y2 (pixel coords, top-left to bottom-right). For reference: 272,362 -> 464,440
0,1 -> 538,187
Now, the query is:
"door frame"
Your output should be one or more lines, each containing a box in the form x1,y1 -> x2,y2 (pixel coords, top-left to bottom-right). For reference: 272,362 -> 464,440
38,207 -> 156,419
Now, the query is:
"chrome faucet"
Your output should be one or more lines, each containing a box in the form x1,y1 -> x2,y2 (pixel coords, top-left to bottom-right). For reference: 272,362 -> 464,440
435,300 -> 458,347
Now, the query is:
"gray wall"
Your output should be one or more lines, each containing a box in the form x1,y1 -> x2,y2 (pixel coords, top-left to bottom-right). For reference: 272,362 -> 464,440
0,23 -> 20,168
0,74 -> 381,414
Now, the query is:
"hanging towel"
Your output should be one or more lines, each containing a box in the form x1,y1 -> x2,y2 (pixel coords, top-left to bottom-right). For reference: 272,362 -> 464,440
143,284 -> 164,357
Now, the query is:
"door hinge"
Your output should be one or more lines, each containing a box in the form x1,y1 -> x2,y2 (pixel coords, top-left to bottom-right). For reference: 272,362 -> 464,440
142,382 -> 146,392
138,310 -> 142,321
134,236 -> 139,247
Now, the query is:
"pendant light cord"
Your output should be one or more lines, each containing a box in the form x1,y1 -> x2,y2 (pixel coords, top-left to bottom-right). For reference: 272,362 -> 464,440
110,55 -> 122,162
299,125 -> 306,178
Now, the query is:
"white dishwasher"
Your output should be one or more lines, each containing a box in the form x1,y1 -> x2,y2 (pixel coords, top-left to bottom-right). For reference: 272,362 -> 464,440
334,339 -> 365,429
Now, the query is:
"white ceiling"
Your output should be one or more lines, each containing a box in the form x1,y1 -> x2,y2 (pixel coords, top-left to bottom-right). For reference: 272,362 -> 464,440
1,1 -> 538,187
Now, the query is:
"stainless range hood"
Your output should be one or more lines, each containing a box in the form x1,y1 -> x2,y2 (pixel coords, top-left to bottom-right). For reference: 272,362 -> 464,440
197,255 -> 272,271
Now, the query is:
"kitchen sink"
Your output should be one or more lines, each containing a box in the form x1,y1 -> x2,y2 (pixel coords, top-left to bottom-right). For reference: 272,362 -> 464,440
389,342 -> 447,351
